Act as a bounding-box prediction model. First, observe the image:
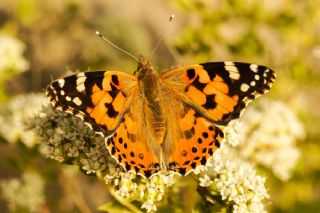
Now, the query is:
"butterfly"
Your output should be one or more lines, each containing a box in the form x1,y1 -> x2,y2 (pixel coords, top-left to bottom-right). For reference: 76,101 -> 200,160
46,56 -> 275,178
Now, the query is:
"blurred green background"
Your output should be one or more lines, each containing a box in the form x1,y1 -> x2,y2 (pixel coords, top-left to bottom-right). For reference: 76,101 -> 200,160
0,0 -> 319,212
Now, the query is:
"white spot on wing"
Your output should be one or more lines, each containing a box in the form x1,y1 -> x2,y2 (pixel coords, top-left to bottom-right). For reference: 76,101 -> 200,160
225,65 -> 238,73
75,113 -> 84,119
73,97 -> 82,106
66,96 -> 71,101
77,73 -> 86,78
240,83 -> 250,92
96,132 -> 104,137
250,64 -> 258,73
227,67 -> 240,80
224,61 -> 234,66
76,84 -> 86,93
224,63 -> 240,80
60,90 -> 65,96
58,79 -> 65,88
250,81 -> 256,86
85,122 -> 93,129
255,74 -> 260,80
76,74 -> 87,92
65,108 -> 73,113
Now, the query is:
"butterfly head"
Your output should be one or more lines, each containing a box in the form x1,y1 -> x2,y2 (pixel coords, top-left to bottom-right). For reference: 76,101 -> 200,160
136,56 -> 155,78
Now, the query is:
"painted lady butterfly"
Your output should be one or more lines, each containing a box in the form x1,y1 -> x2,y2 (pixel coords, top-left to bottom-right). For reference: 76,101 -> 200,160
47,56 -> 275,178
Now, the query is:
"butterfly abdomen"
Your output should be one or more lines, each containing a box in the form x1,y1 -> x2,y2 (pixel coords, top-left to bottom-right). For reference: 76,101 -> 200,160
137,60 -> 167,146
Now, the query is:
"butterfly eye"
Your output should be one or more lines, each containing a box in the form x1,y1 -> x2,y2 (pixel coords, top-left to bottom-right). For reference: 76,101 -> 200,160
183,68 -> 197,83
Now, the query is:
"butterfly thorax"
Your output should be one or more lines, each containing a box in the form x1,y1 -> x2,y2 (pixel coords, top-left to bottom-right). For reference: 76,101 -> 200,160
137,57 -> 159,101
137,57 -> 166,147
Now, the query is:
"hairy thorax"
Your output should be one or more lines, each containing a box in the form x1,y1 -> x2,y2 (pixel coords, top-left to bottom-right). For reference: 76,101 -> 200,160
138,59 -> 166,145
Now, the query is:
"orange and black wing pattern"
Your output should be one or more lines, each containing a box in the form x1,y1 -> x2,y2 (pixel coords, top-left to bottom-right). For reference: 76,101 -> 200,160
160,62 -> 276,125
46,71 -> 137,135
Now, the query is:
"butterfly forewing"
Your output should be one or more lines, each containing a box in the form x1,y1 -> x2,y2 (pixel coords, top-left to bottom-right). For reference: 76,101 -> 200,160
47,71 -> 138,134
160,62 -> 276,125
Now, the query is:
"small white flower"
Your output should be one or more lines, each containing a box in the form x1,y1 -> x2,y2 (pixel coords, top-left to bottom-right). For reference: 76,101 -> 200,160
199,175 -> 213,187
0,171 -> 45,212
225,121 -> 242,147
0,33 -> 29,74
238,100 -> 303,180
0,94 -> 48,147
199,142 -> 269,212
141,199 -> 157,212
28,105 -> 112,175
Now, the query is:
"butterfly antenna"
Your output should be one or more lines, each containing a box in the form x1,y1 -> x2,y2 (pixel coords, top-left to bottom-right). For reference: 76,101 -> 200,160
150,14 -> 175,59
95,31 -> 139,62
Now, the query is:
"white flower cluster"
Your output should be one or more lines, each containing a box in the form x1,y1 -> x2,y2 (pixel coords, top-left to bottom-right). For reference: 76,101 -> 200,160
199,143 -> 269,213
29,104 -> 113,176
0,171 -> 45,213
195,99 -> 303,212
237,100 -> 303,180
27,98 -> 302,212
0,32 -> 29,75
0,94 -> 48,147
105,172 -> 176,212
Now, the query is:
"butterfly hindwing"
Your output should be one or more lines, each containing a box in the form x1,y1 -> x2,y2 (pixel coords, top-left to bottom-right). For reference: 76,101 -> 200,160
160,97 -> 224,175
160,62 -> 276,125
107,98 -> 161,178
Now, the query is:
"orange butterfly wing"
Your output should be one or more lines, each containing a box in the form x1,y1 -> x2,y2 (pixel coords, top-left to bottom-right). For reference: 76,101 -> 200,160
160,62 -> 275,174
106,94 -> 162,177
47,71 -> 137,133
47,71 -> 161,177
159,93 -> 224,175
160,62 -> 275,125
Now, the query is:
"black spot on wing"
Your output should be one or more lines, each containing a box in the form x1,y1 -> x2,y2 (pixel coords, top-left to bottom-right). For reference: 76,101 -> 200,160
201,62 -> 231,82
186,68 -> 196,80
84,71 -> 105,93
127,132 -> 137,142
191,76 -> 206,91
200,157 -> 207,165
183,160 -> 191,166
184,76 -> 206,93
190,162 -> 197,169
202,94 -> 216,110
181,150 -> 188,157
183,127 -> 195,139
144,170 -> 152,178
104,103 -> 119,118
111,74 -> 119,86
179,167 -> 186,175
108,90 -> 120,100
